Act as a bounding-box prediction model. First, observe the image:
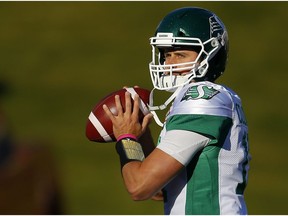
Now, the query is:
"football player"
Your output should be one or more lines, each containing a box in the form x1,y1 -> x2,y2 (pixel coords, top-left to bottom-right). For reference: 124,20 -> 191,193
104,7 -> 251,215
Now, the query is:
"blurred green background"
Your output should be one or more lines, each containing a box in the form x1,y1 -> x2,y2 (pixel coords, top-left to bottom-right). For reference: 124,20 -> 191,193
0,1 -> 287,214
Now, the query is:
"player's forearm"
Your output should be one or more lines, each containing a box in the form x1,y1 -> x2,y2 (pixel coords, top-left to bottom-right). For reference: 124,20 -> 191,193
121,161 -> 160,201
115,138 -> 156,200
117,143 -> 185,202
119,148 -> 180,201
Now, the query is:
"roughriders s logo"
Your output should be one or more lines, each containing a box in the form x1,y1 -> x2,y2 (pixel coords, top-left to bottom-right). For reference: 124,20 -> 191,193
209,15 -> 223,38
209,15 -> 228,47
181,85 -> 219,101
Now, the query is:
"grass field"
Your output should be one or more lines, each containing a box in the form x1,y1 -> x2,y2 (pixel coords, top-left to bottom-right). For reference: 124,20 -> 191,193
0,2 -> 288,214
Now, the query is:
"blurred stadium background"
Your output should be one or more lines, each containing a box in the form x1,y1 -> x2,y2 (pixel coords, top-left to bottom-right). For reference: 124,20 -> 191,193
0,1 -> 287,214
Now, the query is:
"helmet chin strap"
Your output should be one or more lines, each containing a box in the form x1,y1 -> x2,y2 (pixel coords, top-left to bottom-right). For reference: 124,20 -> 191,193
148,86 -> 183,127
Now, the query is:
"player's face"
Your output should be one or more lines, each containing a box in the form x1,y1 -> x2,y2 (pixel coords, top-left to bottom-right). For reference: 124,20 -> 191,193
163,49 -> 198,75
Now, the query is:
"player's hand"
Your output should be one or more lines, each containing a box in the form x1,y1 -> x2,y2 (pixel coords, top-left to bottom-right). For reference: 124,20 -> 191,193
123,85 -> 140,89
103,91 -> 153,140
151,190 -> 164,201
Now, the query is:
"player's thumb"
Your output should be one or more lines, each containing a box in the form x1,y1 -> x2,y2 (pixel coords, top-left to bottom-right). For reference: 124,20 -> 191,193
141,113 -> 153,132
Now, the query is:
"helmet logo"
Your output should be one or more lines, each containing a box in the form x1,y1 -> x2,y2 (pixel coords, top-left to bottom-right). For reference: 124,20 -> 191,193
181,84 -> 219,101
209,15 -> 223,38
209,15 -> 227,47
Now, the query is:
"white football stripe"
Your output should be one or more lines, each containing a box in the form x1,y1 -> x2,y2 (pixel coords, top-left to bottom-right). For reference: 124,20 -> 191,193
88,112 -> 113,142
125,87 -> 150,115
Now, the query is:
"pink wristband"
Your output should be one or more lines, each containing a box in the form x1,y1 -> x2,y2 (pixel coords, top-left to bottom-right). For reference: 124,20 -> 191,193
117,134 -> 138,142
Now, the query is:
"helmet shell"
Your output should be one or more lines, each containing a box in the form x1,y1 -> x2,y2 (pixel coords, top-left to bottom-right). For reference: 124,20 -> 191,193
156,7 -> 214,40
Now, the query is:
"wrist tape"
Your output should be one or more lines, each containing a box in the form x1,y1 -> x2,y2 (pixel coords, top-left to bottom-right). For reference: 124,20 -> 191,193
116,138 -> 145,168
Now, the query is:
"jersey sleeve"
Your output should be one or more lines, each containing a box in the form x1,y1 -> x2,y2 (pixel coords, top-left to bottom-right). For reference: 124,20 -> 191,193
166,86 -> 233,146
157,130 -> 210,166
166,114 -> 232,146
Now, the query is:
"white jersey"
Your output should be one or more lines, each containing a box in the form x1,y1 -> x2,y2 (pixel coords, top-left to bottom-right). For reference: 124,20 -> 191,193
156,81 -> 250,215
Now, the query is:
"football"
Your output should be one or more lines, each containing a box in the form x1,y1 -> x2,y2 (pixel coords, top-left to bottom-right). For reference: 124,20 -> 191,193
86,87 -> 151,143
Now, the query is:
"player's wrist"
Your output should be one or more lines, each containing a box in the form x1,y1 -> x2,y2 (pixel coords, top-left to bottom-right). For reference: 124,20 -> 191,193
115,138 -> 144,169
117,134 -> 138,142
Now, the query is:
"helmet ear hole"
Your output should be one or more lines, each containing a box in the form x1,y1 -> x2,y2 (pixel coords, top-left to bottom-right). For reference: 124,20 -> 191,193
211,39 -> 219,47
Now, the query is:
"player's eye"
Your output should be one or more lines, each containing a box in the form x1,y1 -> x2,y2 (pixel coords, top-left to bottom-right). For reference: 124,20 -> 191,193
175,53 -> 186,58
164,53 -> 171,59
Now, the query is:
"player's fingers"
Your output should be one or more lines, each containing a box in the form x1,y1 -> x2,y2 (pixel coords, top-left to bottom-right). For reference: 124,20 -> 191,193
132,94 -> 140,118
125,91 -> 132,114
103,104 -> 115,121
122,85 -> 139,89
114,95 -> 123,116
141,113 -> 153,132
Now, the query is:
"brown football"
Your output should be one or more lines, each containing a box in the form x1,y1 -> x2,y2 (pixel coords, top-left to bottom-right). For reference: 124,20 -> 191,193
86,87 -> 150,143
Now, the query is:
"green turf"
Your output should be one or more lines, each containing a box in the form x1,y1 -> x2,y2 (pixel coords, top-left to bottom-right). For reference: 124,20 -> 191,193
0,2 -> 287,214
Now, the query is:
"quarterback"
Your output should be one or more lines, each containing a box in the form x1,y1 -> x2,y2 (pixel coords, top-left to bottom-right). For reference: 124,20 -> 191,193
103,7 -> 251,215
